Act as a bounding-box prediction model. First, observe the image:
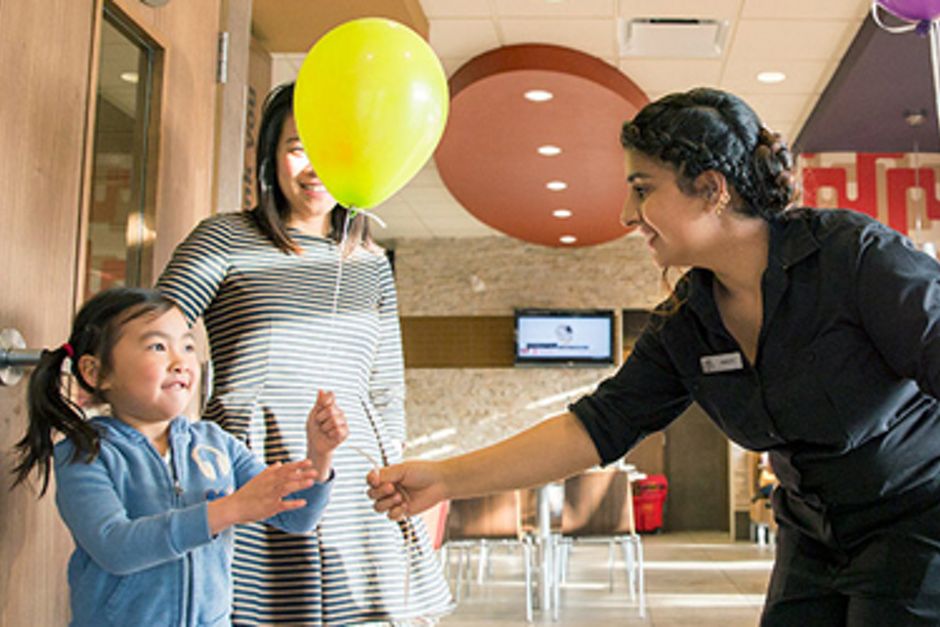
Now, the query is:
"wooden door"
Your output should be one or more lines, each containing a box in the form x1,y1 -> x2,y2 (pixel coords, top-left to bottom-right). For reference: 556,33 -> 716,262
0,2 -> 97,624
0,0 -> 223,623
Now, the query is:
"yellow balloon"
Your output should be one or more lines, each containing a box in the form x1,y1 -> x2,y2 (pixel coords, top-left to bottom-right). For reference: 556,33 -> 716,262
294,18 -> 449,209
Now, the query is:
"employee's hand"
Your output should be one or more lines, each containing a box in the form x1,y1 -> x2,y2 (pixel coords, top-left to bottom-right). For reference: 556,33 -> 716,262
366,461 -> 446,521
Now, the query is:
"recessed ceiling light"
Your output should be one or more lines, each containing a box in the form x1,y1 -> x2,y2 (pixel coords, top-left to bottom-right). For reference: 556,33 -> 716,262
120,71 -> 139,84
553,209 -> 572,218
546,181 -> 567,191
524,89 -> 553,102
538,145 -> 562,156
559,235 -> 577,244
756,71 -> 786,84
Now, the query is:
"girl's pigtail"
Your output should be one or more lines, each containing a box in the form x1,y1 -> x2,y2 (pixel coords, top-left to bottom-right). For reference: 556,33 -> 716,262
11,346 -> 99,496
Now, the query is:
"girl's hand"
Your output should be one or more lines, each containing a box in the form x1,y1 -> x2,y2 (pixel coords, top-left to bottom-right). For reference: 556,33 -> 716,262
207,460 -> 318,534
306,390 -> 349,477
366,461 -> 446,521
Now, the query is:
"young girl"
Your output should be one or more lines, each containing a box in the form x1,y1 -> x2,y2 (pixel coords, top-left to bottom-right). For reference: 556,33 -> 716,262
11,287 -> 348,627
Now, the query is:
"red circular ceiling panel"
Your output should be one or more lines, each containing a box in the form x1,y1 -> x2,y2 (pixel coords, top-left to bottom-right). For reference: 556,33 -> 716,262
435,44 -> 648,247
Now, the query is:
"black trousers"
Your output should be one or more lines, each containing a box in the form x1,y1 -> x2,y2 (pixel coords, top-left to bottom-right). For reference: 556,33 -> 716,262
761,489 -> 940,626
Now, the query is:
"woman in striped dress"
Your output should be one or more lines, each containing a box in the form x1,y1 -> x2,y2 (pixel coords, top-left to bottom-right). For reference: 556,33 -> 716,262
157,83 -> 452,625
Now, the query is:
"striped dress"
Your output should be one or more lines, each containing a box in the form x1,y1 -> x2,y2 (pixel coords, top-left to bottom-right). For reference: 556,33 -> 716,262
157,212 -> 452,625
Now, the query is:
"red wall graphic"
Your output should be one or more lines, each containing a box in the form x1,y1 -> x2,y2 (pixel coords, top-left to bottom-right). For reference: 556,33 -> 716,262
800,152 -> 940,238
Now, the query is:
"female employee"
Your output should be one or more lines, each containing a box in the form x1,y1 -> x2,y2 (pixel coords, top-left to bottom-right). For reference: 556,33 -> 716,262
368,87 -> 940,625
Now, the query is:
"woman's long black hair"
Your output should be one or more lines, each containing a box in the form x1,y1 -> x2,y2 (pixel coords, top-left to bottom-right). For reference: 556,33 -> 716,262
250,82 -> 374,255
11,288 -> 174,496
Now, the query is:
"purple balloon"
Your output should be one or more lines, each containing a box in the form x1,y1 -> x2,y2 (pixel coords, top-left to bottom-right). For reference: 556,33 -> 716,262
879,0 -> 940,21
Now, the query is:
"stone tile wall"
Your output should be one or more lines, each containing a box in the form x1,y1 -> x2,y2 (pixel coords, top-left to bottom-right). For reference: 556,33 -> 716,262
393,234 -> 663,456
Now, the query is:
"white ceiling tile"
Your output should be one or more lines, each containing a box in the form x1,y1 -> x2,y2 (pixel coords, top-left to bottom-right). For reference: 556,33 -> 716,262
373,193 -> 410,209
495,0 -> 616,17
422,0 -> 494,18
500,18 -> 617,58
386,216 -> 433,229
400,186 -> 462,205
370,204 -> 417,220
720,58 -> 830,93
729,19 -> 857,61
642,90 -> 668,102
737,92 -> 818,124
377,218 -> 434,239
270,52 -> 306,65
411,201 -> 471,219
440,57 -> 468,77
740,0 -> 869,20
429,19 -> 501,59
270,57 -> 301,86
619,58 -> 722,93
407,163 -> 446,188
618,0 -> 743,21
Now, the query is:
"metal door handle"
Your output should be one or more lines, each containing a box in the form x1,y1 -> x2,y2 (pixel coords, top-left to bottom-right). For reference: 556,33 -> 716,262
1,328 -> 43,386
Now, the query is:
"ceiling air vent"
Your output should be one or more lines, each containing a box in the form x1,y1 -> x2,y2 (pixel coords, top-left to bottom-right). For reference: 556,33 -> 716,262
619,18 -> 729,58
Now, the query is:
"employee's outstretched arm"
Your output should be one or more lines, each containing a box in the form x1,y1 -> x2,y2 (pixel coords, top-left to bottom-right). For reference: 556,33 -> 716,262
367,412 -> 600,520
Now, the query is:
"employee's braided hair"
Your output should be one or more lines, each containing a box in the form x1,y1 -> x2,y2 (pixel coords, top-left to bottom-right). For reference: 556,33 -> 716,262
621,88 -> 796,217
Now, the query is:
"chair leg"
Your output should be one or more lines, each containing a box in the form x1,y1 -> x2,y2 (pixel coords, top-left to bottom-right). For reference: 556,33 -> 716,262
621,537 -> 636,603
552,535 -> 561,621
523,539 -> 533,623
454,546 -> 465,602
477,539 -> 488,584
559,540 -> 569,584
464,545 -> 475,597
635,535 -> 646,618
607,540 -> 615,592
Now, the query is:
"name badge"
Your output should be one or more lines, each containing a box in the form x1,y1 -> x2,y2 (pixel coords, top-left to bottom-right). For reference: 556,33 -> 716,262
700,352 -> 743,374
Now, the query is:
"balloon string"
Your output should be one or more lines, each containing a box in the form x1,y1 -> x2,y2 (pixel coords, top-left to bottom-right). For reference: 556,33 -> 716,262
349,442 -> 416,609
348,206 -> 388,229
931,21 -> 940,142
325,208 -> 415,613
871,0 -> 918,33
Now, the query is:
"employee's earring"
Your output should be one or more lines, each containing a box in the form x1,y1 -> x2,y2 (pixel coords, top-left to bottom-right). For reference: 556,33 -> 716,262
716,191 -> 730,217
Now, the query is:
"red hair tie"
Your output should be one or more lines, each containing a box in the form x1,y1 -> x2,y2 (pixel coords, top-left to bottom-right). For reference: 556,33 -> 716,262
61,343 -> 75,358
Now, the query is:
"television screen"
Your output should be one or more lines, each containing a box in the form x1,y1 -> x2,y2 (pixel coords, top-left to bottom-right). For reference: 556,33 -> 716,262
514,309 -> 615,366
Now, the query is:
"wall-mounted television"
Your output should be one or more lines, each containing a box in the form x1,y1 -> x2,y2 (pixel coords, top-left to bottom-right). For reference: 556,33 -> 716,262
514,309 -> 615,367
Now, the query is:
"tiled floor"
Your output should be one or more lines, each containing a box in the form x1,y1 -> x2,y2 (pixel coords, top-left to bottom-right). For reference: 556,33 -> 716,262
439,532 -> 775,626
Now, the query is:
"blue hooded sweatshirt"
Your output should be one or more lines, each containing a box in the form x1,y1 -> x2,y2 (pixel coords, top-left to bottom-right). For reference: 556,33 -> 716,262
53,416 -> 333,626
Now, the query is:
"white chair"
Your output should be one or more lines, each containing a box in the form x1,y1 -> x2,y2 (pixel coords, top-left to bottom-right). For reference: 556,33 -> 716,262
442,491 -> 536,621
555,465 -> 646,618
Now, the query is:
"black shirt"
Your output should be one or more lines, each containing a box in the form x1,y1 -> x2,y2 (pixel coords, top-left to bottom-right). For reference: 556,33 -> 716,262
571,209 -> 940,543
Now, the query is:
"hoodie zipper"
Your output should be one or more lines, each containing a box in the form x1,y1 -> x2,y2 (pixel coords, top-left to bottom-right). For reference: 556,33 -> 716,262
164,436 -> 190,627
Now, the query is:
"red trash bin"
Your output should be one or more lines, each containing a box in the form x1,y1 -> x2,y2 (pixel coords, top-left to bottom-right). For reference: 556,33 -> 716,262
632,474 -> 668,533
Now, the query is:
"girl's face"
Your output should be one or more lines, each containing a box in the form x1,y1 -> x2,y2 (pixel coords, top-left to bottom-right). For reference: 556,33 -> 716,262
97,307 -> 199,439
621,150 -> 714,268
276,113 -> 336,219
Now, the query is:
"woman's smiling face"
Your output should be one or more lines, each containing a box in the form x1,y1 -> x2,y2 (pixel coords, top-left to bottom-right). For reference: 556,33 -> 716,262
276,113 -> 336,218
621,150 -> 714,268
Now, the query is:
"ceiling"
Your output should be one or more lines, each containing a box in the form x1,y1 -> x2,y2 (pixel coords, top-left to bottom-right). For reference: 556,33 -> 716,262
434,44 -> 648,247
796,14 -> 940,153
258,0 -> 874,244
